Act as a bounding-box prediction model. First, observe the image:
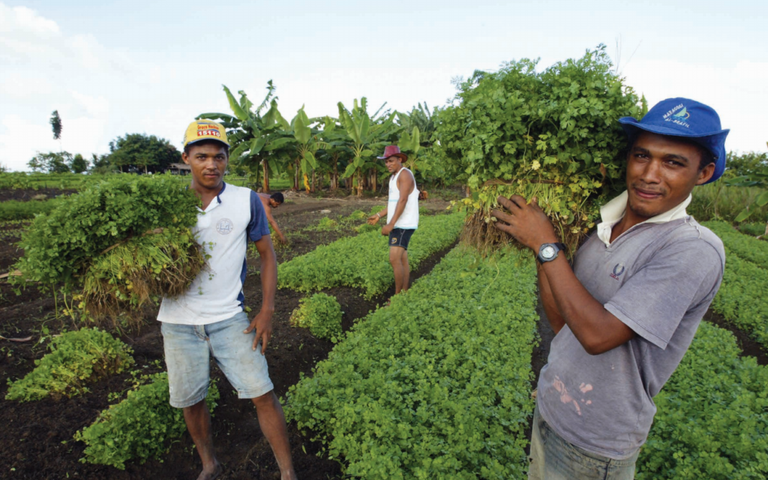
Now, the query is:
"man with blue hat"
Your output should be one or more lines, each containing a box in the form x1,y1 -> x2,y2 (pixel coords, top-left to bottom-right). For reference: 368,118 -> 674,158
491,98 -> 728,479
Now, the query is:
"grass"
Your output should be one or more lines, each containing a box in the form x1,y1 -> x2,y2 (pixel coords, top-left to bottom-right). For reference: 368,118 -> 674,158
689,183 -> 768,224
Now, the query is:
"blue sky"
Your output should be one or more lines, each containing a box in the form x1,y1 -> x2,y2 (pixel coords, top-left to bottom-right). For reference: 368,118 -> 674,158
1,0 -> 766,171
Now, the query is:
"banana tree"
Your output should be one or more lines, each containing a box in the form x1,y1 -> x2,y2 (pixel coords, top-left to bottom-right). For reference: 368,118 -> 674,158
317,116 -> 351,191
338,98 -> 401,196
267,107 -> 325,192
198,82 -> 291,192
398,126 -> 421,172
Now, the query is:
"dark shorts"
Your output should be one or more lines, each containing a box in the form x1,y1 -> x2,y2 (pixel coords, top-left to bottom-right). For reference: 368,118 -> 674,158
389,228 -> 415,250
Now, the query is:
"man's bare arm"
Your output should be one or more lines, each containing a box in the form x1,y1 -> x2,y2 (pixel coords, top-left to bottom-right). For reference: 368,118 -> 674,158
537,263 -> 566,334
243,235 -> 277,353
492,195 -> 634,355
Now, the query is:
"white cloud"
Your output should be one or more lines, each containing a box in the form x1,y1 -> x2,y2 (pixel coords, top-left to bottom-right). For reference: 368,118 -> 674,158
0,4 -> 59,37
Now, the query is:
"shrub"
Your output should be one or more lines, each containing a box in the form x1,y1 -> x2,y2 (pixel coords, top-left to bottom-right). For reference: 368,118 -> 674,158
290,293 -> 343,342
5,328 -> 134,401
74,372 -> 219,470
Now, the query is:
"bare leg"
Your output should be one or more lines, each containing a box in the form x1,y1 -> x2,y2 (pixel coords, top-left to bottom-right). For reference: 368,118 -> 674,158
252,391 -> 297,480
400,249 -> 410,292
389,247 -> 405,294
183,400 -> 222,480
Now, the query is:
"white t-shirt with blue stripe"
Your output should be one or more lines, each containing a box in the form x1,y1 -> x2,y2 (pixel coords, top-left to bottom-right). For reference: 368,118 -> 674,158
158,183 -> 270,325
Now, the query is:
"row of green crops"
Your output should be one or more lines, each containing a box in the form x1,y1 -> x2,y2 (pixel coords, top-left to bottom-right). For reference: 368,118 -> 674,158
705,220 -> 768,269
278,212 -> 465,298
286,246 -> 539,479
702,221 -> 768,348
0,198 -> 65,221
5,328 -> 134,402
637,322 -> 768,479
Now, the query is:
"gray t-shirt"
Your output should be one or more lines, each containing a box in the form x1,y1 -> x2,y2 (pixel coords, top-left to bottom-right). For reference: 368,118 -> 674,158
538,216 -> 725,459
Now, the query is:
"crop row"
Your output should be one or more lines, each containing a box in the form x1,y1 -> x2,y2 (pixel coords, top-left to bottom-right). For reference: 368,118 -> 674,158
277,212 -> 465,298
637,321 -> 768,479
705,220 -> 768,270
0,198 -> 64,221
286,246 -> 539,479
708,246 -> 768,348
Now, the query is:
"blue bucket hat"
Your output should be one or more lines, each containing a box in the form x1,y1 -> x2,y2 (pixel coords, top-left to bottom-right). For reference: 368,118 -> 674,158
618,98 -> 729,184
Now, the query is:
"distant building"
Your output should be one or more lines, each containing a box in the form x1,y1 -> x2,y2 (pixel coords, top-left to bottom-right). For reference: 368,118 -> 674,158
168,163 -> 191,175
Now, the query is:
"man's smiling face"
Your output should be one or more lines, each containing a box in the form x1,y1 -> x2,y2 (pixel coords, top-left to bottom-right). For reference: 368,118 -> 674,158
625,132 -> 714,220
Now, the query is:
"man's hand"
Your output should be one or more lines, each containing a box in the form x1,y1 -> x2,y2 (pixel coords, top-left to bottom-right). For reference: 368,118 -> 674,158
244,309 -> 273,354
367,214 -> 380,226
278,233 -> 288,244
381,223 -> 394,236
490,195 -> 559,252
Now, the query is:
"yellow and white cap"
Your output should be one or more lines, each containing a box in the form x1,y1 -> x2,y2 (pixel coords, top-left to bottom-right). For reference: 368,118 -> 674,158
182,119 -> 229,148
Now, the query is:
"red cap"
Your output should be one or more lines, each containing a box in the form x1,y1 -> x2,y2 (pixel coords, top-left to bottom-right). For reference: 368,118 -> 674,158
377,145 -> 407,161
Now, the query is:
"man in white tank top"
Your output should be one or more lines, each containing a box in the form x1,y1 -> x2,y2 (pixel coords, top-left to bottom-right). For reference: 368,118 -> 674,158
367,145 -> 419,297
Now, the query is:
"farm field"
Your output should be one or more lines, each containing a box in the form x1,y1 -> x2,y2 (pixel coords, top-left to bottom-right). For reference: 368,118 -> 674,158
0,189 -> 455,480
2,183 -> 768,479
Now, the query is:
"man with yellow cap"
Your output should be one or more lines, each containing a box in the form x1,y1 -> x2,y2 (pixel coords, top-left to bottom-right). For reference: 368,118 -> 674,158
157,120 -> 296,480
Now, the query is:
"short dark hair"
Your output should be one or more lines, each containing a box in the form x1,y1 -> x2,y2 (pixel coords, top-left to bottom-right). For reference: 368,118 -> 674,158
270,192 -> 284,204
183,139 -> 229,157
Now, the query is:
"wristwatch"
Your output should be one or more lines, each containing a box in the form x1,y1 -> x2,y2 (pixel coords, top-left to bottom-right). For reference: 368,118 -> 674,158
537,242 -> 567,264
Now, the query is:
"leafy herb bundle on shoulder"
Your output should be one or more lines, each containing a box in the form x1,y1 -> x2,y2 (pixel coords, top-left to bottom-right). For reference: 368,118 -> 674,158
12,174 -> 205,324
435,45 -> 646,253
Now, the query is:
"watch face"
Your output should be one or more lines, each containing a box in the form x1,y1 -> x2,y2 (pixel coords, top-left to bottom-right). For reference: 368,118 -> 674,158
542,245 -> 556,259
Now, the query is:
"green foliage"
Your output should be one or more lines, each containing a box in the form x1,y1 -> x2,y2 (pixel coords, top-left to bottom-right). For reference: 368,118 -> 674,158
74,372 -> 219,470
50,110 -> 62,141
0,171 -> 34,190
106,133 -> 180,174
0,197 -> 64,221
690,183 -> 768,224
28,151 -> 73,173
705,235 -> 768,348
12,174 -> 202,318
637,322 -> 768,479
5,328 -> 134,401
725,150 -> 768,179
200,82 -> 293,192
434,45 -> 644,251
307,216 -> 339,232
290,293 -> 343,342
738,222 -> 768,237
705,220 -> 768,269
286,246 -> 539,479
70,153 -> 89,174
337,98 -> 402,196
278,213 -> 464,298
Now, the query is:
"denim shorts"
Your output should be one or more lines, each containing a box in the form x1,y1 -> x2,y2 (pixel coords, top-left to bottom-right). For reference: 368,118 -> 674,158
388,228 -> 415,250
528,403 -> 638,480
160,311 -> 274,408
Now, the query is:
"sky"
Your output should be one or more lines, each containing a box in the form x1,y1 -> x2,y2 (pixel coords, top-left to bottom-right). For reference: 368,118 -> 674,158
1,0 -> 766,172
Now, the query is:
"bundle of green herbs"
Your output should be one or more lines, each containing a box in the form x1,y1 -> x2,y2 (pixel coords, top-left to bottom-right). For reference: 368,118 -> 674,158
435,45 -> 646,254
12,174 -> 205,324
